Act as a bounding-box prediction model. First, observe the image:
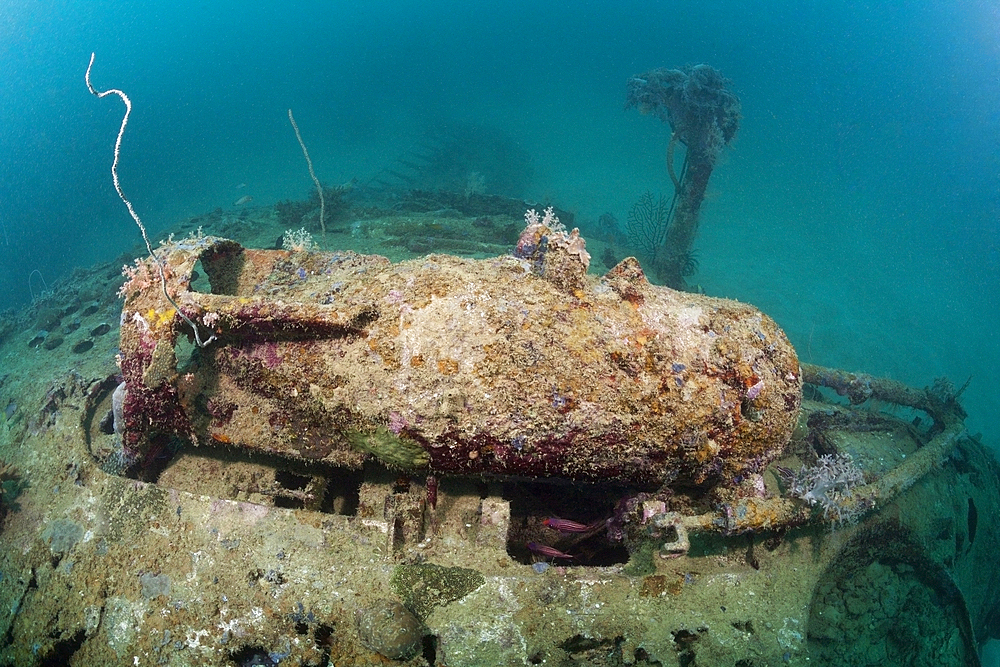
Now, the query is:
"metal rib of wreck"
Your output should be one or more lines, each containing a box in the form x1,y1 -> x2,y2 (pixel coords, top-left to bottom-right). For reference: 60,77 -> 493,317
115,223 -> 802,490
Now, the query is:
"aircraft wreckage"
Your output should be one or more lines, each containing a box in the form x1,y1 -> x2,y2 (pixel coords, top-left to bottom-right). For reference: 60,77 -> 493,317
24,218 -> 987,666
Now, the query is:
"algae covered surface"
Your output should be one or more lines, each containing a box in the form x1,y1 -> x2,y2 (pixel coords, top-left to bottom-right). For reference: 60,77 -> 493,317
390,564 -> 486,619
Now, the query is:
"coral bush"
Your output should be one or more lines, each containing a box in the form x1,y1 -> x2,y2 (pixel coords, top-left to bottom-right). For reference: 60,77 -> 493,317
514,207 -> 591,293
282,228 -> 317,252
783,453 -> 868,526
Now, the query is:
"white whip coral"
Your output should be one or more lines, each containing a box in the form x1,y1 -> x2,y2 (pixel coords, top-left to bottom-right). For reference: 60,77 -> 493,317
87,53 -> 215,348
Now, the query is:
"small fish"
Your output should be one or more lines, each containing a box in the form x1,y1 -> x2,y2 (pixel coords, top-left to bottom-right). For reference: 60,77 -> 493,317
333,177 -> 358,192
775,465 -> 795,481
543,517 -> 606,536
543,517 -> 591,533
234,182 -> 247,189
233,195 -> 253,206
526,542 -> 574,560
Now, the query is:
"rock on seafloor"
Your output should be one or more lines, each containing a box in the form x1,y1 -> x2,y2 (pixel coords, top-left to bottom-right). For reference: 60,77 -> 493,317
356,600 -> 423,660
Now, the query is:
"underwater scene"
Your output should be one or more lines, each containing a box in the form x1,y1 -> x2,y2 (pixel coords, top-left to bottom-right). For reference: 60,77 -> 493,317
0,1 -> 999,666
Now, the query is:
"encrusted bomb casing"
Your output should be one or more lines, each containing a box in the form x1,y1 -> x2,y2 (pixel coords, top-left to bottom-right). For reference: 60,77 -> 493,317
117,231 -> 801,490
